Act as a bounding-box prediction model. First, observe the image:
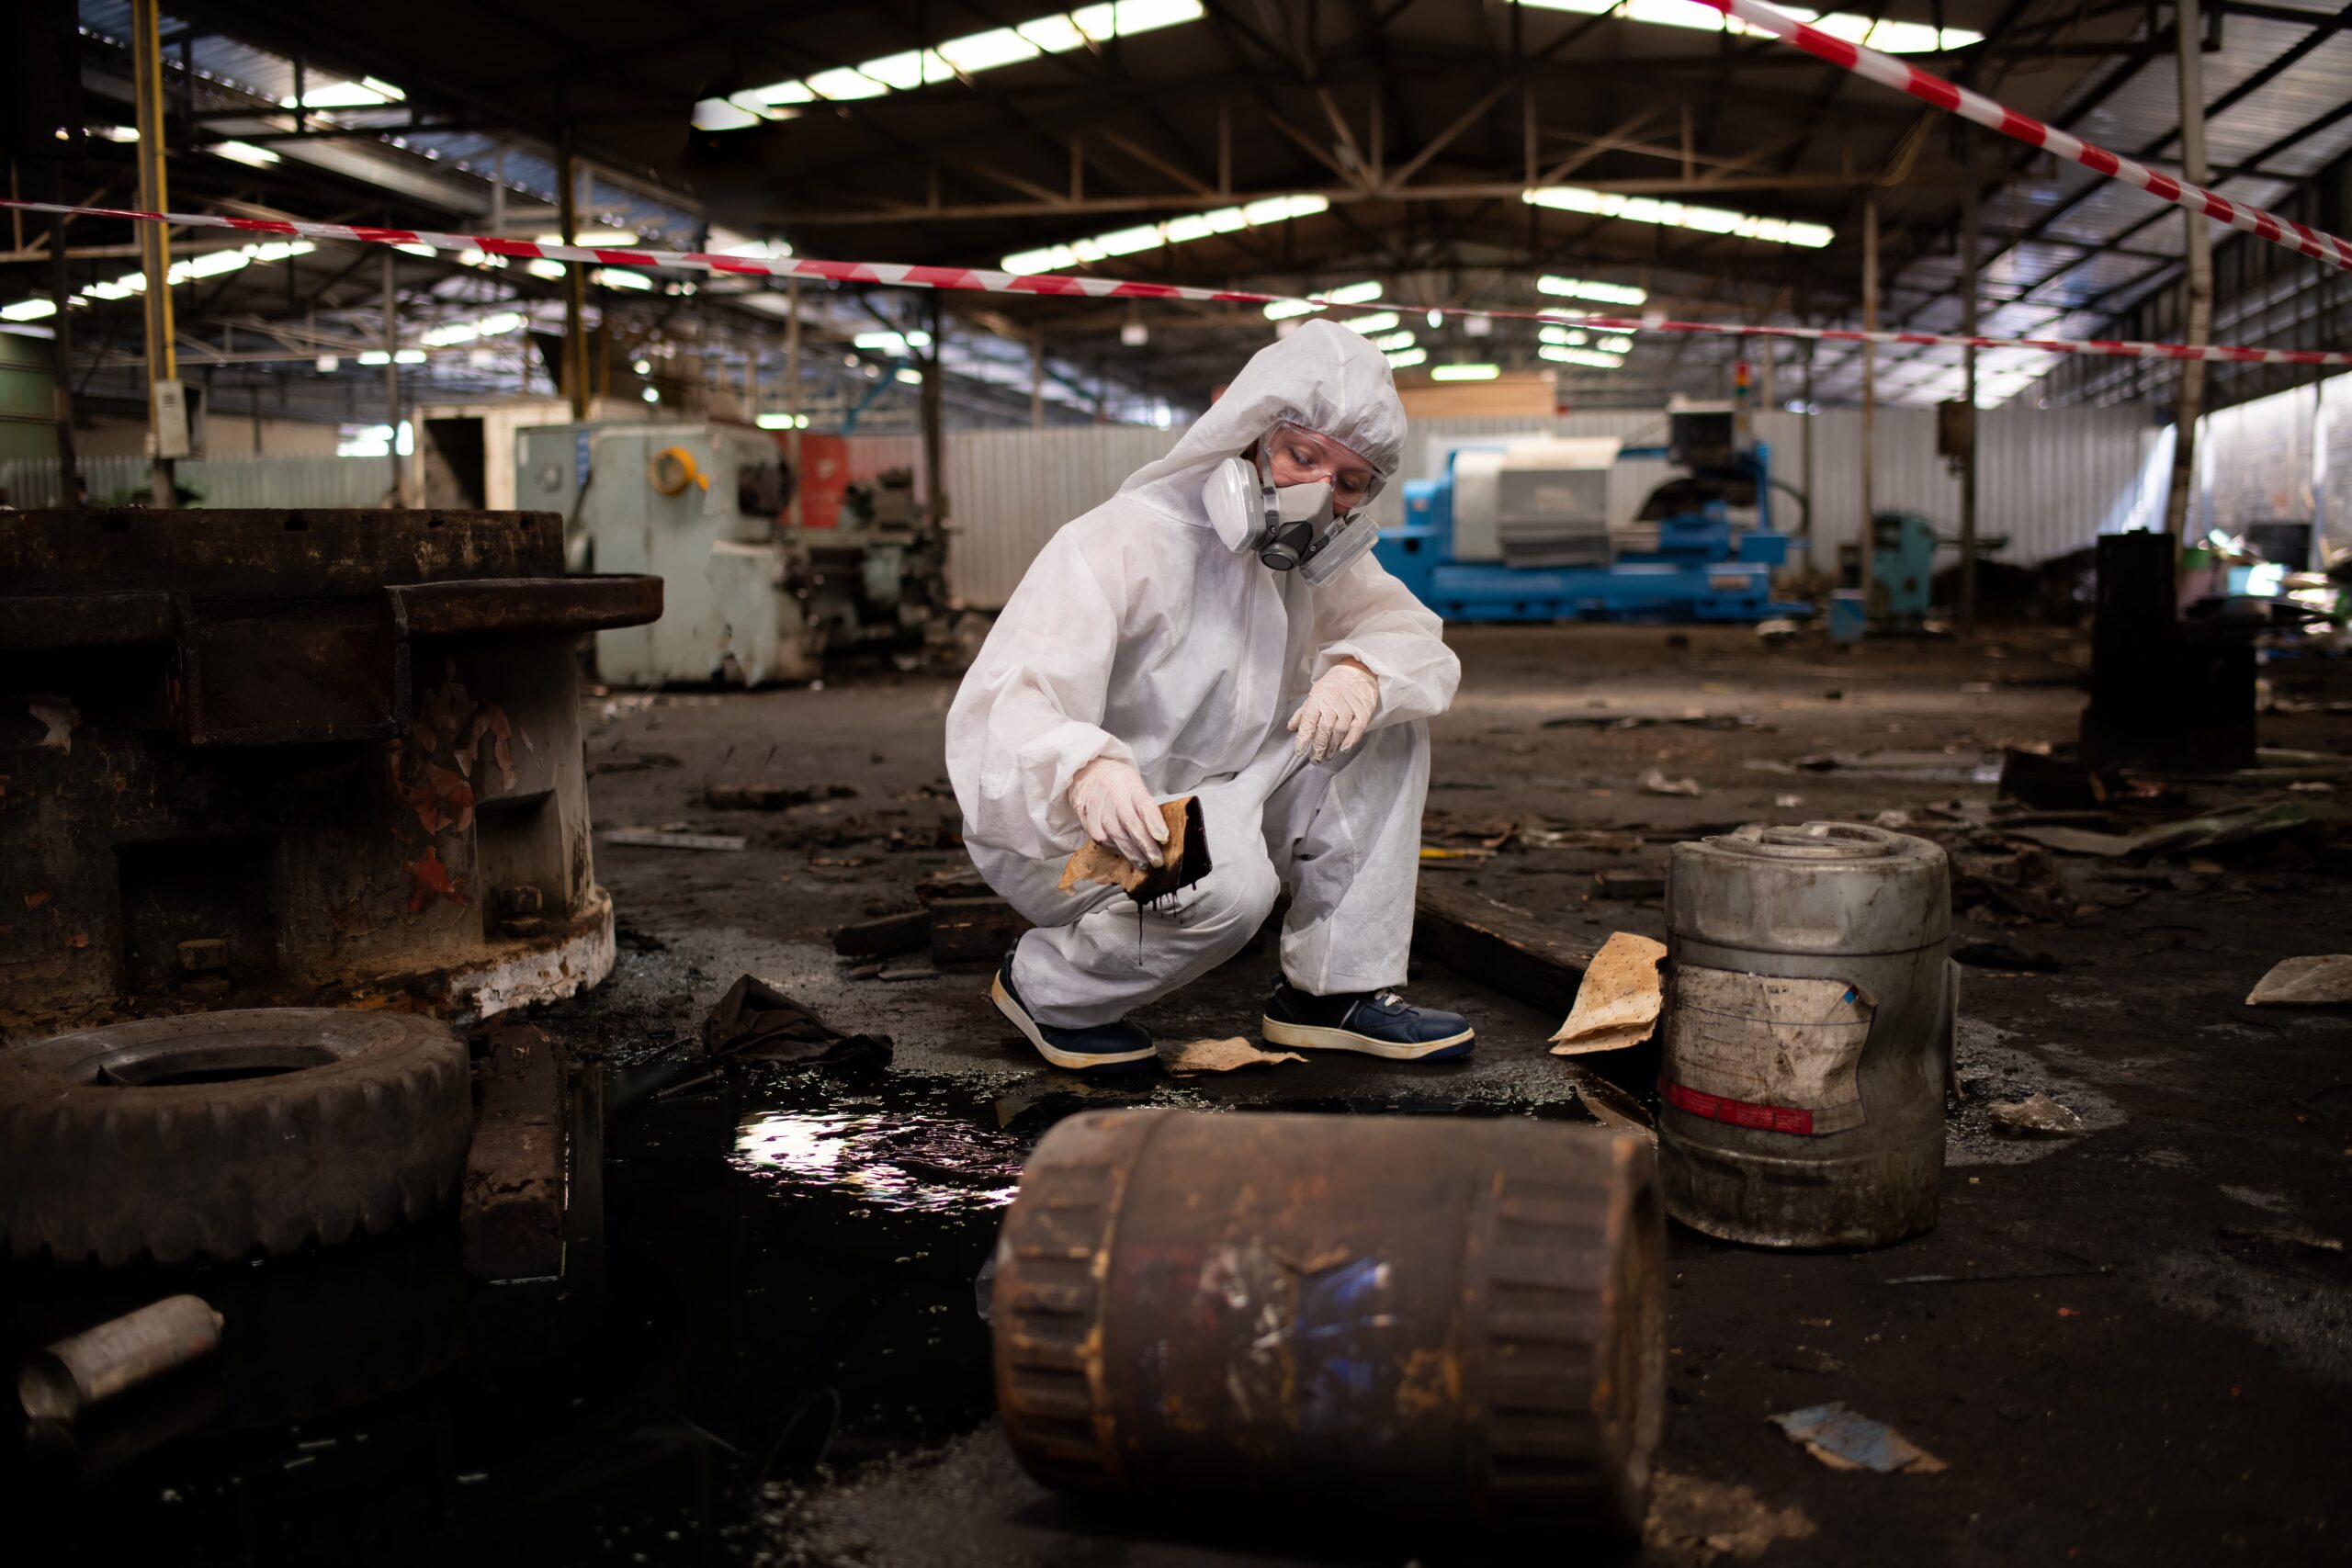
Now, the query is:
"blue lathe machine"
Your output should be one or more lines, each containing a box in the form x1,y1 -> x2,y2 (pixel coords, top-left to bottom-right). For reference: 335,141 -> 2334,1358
1374,404 -> 1811,624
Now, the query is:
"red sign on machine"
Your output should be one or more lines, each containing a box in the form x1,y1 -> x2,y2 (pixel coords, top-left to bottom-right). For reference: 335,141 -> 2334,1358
1666,1081 -> 1815,1136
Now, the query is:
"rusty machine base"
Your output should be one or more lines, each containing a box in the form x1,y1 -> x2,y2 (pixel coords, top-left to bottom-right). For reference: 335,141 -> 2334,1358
0,508 -> 660,1042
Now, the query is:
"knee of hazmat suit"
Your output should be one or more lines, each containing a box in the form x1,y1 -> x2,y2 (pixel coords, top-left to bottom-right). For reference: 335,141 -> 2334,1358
947,318 -> 1462,869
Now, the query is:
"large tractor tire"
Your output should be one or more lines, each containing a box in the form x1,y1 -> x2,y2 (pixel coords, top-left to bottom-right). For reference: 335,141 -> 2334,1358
0,1010 -> 472,1267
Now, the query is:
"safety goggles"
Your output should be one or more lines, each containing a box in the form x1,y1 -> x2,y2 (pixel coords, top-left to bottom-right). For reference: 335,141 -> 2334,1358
1264,422 -> 1383,513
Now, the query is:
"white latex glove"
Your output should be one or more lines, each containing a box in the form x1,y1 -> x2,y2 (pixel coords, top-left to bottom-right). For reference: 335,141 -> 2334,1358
1288,659 -> 1379,762
1069,756 -> 1169,869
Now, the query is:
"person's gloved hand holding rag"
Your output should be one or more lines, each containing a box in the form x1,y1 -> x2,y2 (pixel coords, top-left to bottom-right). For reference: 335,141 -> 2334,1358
1288,658 -> 1379,762
1069,756 -> 1169,869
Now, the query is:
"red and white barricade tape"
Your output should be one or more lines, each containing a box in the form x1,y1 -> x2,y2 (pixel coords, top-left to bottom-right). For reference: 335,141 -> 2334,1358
1695,0 -> 2352,272
2,197 -> 2346,367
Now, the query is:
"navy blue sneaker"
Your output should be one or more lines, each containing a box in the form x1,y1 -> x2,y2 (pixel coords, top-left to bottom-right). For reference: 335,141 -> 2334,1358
989,957 -> 1157,1075
1261,979 -> 1476,1061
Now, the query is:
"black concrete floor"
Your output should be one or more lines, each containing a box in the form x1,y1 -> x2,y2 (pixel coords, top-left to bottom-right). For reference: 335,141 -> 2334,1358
5,624 -> 2347,1566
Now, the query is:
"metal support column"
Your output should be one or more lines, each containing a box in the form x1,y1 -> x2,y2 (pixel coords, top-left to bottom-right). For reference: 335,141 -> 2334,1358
1859,193 -> 1879,610
2163,0 -> 2212,539
1802,337 -> 1816,547
921,295 -> 946,529
1959,128 -> 1981,637
1031,333 -> 1045,430
49,179 -> 79,498
785,277 -> 802,528
558,138 -> 590,421
381,246 -> 401,502
130,0 -> 176,506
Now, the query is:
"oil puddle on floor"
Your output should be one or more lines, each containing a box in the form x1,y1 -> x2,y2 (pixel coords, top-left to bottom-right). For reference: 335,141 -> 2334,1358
0,1065 -> 1022,1567
0,1028 -> 1605,1567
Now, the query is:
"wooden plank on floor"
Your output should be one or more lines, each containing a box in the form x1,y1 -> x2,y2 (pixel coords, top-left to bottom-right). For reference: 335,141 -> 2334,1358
1411,884 -> 1594,1021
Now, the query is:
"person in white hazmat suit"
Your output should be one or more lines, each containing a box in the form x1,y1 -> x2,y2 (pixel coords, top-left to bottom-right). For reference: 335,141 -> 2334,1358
945,320 -> 1470,1073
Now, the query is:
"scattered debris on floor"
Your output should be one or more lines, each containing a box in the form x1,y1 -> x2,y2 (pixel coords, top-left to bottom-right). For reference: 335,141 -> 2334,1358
1551,931 -> 1668,1055
702,976 -> 891,1065
1643,769 -> 1704,796
1593,867 -> 1668,899
1769,1403 -> 1947,1474
706,782 -> 859,809
2245,953 -> 2352,1006
1544,710 -> 1758,732
2219,1224 -> 2346,1254
600,826 -> 749,852
1987,1093 -> 2089,1137
1952,940 -> 2069,971
1161,1036 -> 1306,1074
1645,1472 -> 1818,1564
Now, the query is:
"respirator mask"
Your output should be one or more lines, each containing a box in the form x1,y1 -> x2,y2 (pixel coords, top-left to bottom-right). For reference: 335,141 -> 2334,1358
1202,422 -> 1383,587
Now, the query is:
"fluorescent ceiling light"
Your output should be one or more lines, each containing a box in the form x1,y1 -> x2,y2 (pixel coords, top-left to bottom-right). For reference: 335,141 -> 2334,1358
854,330 -> 932,352
1508,0 -> 1977,51
1261,278 -> 1381,321
92,125 -> 139,141
526,259 -> 568,280
1539,325 -> 1589,346
720,1 -> 1203,120
897,368 -> 924,384
393,243 -> 436,257
1523,186 -> 1833,248
1538,274 -> 1646,306
292,75 -> 405,107
1541,344 -> 1624,369
538,229 -> 639,247
756,412 -> 814,429
419,310 -> 526,348
1370,330 -> 1416,353
712,233 -> 794,259
1597,335 -> 1634,353
1385,347 -> 1428,369
209,141 -> 279,167
1340,311 -> 1400,336
456,249 -> 508,269
592,266 -> 654,291
692,97 -> 763,131
1003,193 -> 1327,273
2,299 -> 58,321
1430,363 -> 1499,381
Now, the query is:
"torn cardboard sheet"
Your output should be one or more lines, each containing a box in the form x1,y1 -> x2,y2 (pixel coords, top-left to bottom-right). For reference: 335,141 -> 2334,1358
1057,795 -> 1211,904
1551,931 -> 1668,1055
1163,1036 -> 1306,1075
1769,1403 -> 1946,1474
2245,954 -> 2352,1007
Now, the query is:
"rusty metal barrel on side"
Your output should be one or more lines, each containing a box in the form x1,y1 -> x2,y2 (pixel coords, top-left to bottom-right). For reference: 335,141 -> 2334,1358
989,1110 -> 1664,1538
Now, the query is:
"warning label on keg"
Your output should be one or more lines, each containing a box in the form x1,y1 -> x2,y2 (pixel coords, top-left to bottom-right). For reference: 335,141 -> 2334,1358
1663,968 -> 1874,1136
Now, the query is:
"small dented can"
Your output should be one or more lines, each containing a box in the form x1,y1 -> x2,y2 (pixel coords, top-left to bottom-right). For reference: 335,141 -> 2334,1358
1658,822 -> 1955,1250
17,1294 -> 225,1422
990,1110 -> 1664,1539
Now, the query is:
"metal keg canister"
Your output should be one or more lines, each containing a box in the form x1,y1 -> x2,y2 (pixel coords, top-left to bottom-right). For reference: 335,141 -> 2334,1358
990,1110 -> 1664,1539
1658,822 -> 1955,1250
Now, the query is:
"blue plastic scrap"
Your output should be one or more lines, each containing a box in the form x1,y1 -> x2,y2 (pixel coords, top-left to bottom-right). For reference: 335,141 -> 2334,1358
1769,1402 -> 1946,1474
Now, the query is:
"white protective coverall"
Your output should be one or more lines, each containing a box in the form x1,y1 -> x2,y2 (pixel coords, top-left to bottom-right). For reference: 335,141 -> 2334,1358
945,320 -> 1460,1026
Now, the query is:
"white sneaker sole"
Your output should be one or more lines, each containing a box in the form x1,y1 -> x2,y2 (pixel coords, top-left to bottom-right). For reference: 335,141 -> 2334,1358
989,974 -> 1157,1072
1261,1017 -> 1477,1061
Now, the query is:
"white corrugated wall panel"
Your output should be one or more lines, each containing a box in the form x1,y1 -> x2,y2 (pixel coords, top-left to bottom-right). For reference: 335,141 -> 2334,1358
0,453 -> 395,509
938,426 -> 1177,606
856,403 -> 2162,610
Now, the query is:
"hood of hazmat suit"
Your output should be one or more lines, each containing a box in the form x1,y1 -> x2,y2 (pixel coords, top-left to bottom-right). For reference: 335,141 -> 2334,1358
946,319 -> 1461,863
